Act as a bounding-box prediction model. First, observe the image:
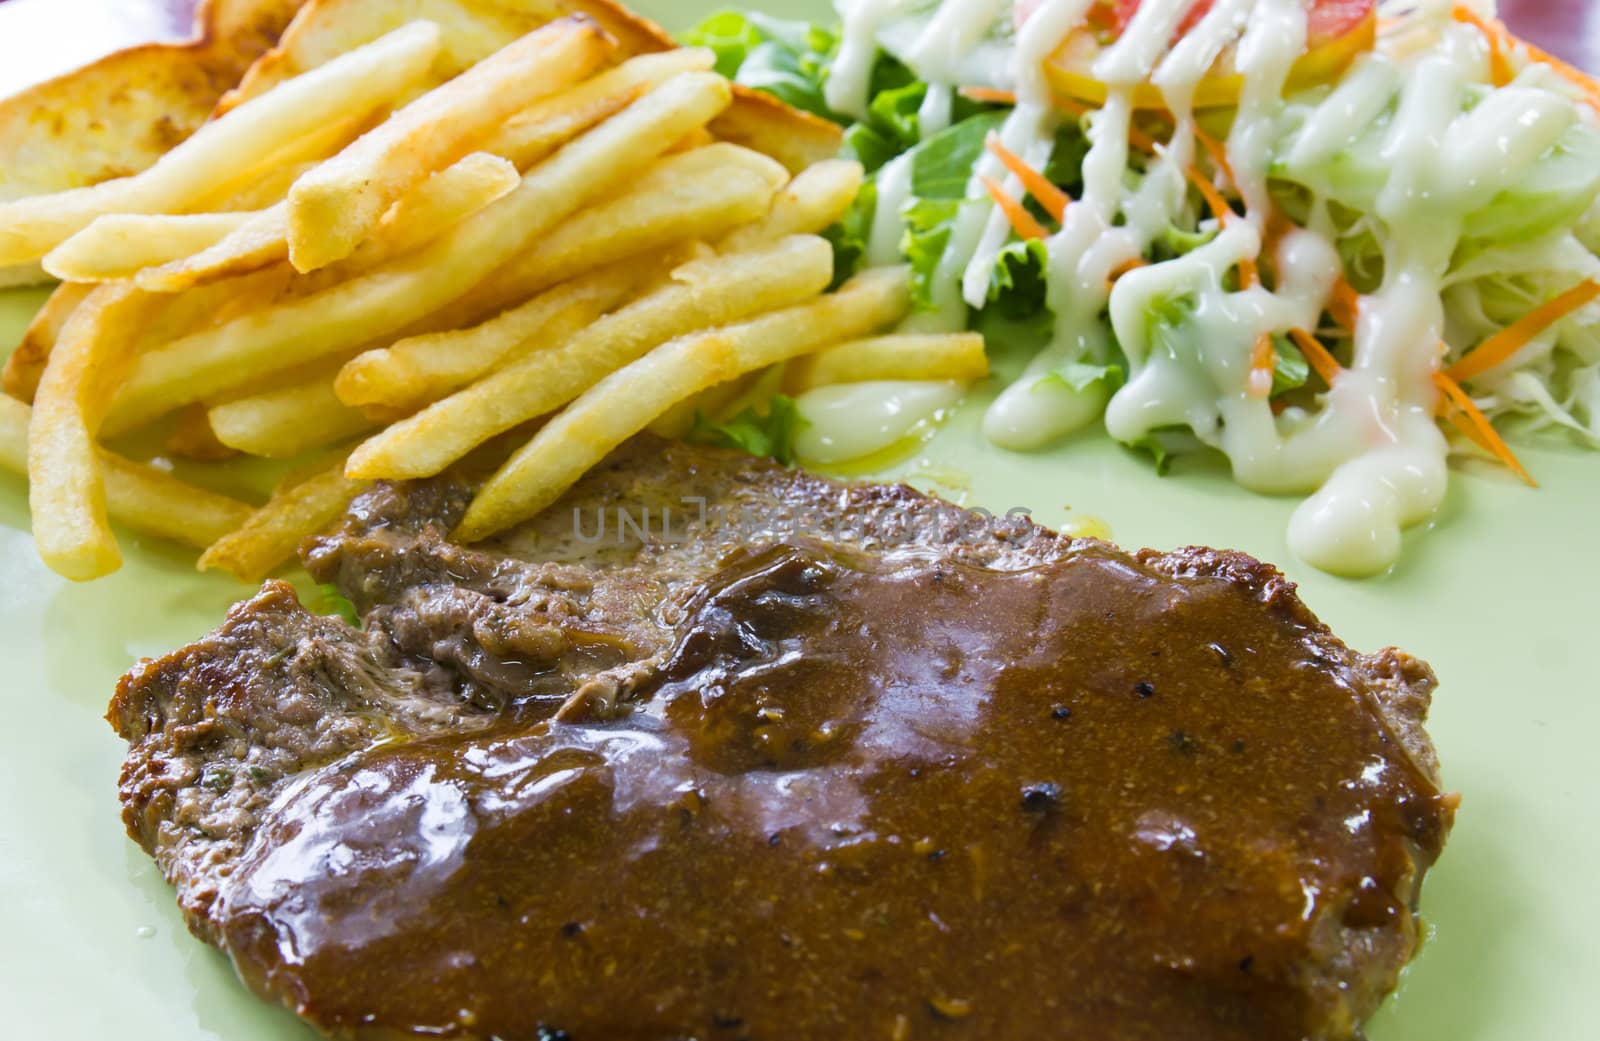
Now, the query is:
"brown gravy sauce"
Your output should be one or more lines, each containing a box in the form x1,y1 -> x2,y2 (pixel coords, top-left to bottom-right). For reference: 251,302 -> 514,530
216,541 -> 1449,1040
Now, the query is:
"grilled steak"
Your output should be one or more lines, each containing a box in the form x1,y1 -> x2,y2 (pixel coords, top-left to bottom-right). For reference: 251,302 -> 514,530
108,437 -> 1454,1041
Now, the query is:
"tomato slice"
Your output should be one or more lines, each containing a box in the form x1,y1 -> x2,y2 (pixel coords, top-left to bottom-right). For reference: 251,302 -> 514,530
1041,0 -> 1377,110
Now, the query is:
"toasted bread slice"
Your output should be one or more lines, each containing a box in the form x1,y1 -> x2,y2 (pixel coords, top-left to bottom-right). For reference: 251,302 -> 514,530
220,0 -> 841,170
0,0 -> 306,205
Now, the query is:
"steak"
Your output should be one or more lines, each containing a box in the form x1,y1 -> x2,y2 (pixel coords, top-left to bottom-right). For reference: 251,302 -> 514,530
108,436 -> 1454,1041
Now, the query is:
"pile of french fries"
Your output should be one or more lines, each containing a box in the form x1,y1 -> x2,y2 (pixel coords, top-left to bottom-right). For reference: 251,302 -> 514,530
0,3 -> 988,584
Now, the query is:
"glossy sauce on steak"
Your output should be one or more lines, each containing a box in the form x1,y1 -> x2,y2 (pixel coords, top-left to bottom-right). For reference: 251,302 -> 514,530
108,438 -> 1453,1041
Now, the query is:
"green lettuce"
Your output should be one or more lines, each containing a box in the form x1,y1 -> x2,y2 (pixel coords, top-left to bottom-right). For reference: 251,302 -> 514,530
682,11 -> 840,120
688,394 -> 809,465
902,197 -> 963,309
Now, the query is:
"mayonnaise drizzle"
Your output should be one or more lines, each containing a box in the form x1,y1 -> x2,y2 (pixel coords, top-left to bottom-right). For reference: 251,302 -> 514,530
832,0 -> 1587,575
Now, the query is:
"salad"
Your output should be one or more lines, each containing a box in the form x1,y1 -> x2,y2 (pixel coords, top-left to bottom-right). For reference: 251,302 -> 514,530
686,0 -> 1600,576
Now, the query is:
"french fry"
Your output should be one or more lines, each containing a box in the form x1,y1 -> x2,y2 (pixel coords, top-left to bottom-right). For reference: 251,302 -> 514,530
345,234 -> 835,481
485,48 -> 715,169
718,159 -> 865,252
307,152 -> 520,284
135,206 -> 291,292
711,86 -> 845,174
0,396 -> 253,550
2,281 -> 93,402
41,213 -> 253,283
197,453 -> 367,581
166,405 -> 240,462
435,143 -> 788,328
456,267 -> 911,540
209,377 -> 377,458
138,152 -> 519,293
28,285 -> 161,580
0,22 -> 443,266
0,263 -> 49,289
336,254 -> 658,412
787,333 -> 991,392
138,264 -> 298,351
101,71 -> 735,437
287,18 -> 612,272
646,375 -> 755,438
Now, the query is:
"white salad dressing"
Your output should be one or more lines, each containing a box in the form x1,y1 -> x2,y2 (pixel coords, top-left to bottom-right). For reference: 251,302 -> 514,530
794,381 -> 967,463
827,0 -> 1599,575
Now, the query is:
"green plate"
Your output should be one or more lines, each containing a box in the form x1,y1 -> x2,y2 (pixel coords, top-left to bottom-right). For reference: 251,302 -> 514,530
3,3 -> 1598,1036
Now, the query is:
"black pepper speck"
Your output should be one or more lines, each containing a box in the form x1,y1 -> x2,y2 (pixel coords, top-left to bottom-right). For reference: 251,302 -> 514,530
1021,783 -> 1061,812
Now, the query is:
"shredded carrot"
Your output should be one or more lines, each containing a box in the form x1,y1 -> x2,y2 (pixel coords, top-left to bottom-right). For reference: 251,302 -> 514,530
1188,168 -> 1236,225
985,134 -> 1071,221
1192,125 -> 1235,186
1237,256 -> 1261,290
1287,328 -> 1344,387
1451,5 -> 1600,110
1108,256 -> 1148,282
1248,332 -> 1277,399
1433,370 -> 1538,486
1329,277 -> 1362,331
1188,125 -> 1263,287
959,86 -> 1018,105
1125,122 -> 1160,153
1188,164 -> 1256,288
1451,6 -> 1517,86
1052,94 -> 1090,118
979,175 -> 1051,241
1447,278 -> 1600,383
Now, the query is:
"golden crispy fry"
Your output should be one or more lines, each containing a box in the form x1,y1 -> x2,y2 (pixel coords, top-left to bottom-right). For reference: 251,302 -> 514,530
101,71 -> 734,437
718,159 -> 865,252
486,48 -> 715,169
307,152 -> 519,283
456,267 -> 910,540
43,213 -> 252,283
209,376 -> 377,458
346,234 -> 835,481
197,452 -> 366,581
135,205 -> 291,292
645,375 -> 755,438
2,281 -> 93,402
437,143 -> 788,327
138,151 -> 518,293
137,265 -> 298,352
0,21 -> 441,266
287,19 -> 611,272
219,0 -> 547,109
0,396 -> 254,550
27,285 -> 161,580
787,333 -> 991,392
711,86 -> 845,174
0,263 -> 50,289
336,255 -> 656,412
167,404 -> 241,461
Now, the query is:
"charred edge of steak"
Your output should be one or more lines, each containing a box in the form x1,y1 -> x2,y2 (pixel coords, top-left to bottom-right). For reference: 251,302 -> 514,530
106,581 -> 491,942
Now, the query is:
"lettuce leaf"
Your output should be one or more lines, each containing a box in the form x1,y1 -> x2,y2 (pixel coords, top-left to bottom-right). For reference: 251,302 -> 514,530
1271,334 -> 1310,395
682,10 -> 839,120
909,111 -> 1008,199
823,176 -> 875,288
987,238 -> 1051,330
311,583 -> 361,627
688,394 -> 809,465
902,197 -> 963,309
